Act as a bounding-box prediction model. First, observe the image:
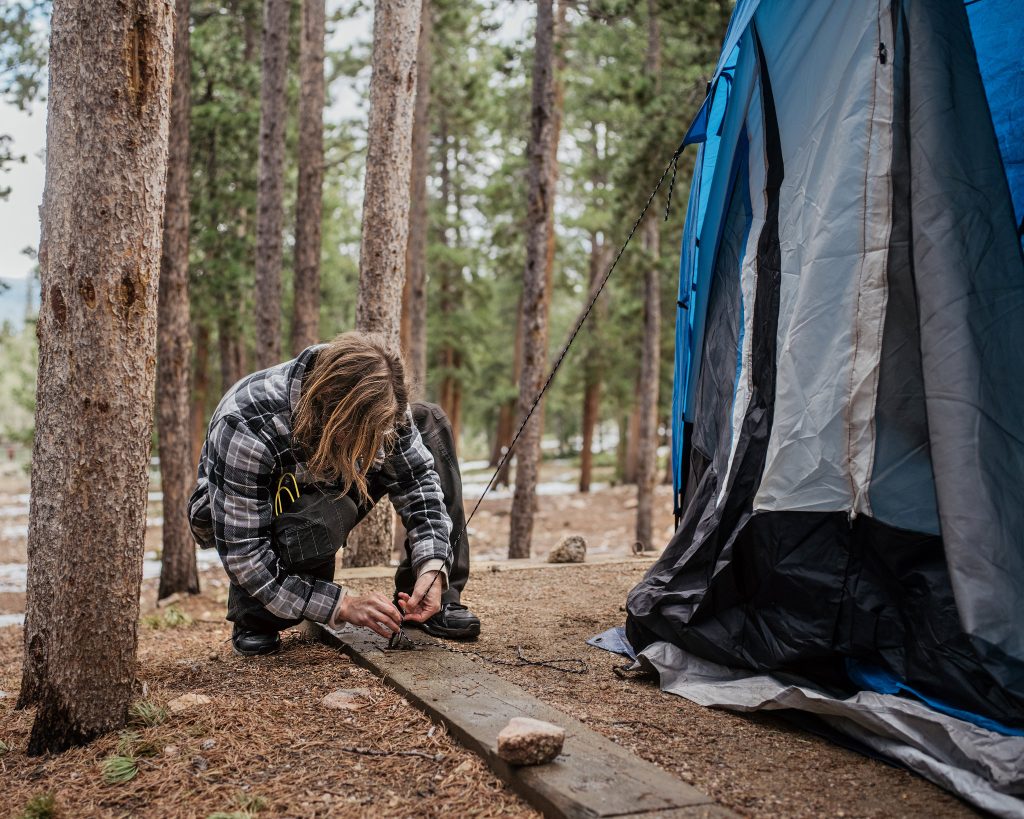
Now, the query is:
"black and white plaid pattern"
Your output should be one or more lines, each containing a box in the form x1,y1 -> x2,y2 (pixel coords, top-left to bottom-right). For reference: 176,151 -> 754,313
188,345 -> 452,624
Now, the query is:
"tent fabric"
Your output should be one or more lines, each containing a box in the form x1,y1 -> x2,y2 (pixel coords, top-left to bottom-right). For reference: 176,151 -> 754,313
629,0 -> 1024,767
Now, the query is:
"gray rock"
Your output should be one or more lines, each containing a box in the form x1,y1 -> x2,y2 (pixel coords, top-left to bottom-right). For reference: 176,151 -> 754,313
497,717 -> 565,766
547,535 -> 586,564
322,688 -> 373,711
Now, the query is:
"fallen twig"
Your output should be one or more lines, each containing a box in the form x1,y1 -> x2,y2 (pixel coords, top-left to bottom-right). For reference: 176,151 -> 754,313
336,745 -> 444,761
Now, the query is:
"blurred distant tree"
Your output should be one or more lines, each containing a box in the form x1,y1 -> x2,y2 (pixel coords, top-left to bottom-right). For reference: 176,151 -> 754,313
291,0 -> 326,354
158,0 -> 200,599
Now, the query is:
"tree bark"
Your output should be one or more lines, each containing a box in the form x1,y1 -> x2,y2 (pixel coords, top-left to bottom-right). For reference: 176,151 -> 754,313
19,0 -> 173,753
493,293 -> 523,485
191,322 -> 211,466
254,0 -> 290,368
579,234 -> 607,493
219,321 -> 245,393
158,0 -> 199,599
635,0 -> 662,551
401,0 -> 432,399
508,0 -> 563,559
290,0 -> 325,355
347,0 -> 421,568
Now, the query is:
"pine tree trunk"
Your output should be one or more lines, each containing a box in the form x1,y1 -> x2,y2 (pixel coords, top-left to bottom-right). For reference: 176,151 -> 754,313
508,0 -> 563,559
254,0 -> 290,368
635,0 -> 662,551
401,0 -> 432,399
191,323 -> 211,466
158,0 -> 199,599
290,0 -> 325,355
219,321 -> 245,393
578,235 -> 607,493
493,294 -> 523,485
19,0 -> 173,753
621,402 -> 641,484
347,0 -> 421,568
635,217 -> 661,549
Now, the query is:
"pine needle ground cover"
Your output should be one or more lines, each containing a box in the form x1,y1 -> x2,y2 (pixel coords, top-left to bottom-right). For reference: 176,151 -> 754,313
0,617 -> 533,818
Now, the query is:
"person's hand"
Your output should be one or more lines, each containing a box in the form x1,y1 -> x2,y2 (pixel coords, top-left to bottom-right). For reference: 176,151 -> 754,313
337,591 -> 402,638
397,571 -> 443,623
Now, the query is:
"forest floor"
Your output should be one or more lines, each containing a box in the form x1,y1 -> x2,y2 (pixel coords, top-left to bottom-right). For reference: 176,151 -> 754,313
0,458 -> 979,818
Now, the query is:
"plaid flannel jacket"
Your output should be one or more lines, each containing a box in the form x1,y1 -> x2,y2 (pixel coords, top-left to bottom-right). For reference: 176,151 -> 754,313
187,345 -> 452,624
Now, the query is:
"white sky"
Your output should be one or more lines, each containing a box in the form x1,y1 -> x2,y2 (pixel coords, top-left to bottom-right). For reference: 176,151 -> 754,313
0,2 -> 535,283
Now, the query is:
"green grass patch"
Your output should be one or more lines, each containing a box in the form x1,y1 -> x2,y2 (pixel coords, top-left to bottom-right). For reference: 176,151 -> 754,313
142,605 -> 192,630
101,754 -> 138,785
18,793 -> 59,819
128,700 -> 168,728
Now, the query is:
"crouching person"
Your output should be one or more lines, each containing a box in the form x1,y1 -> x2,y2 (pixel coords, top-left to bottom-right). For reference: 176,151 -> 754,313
187,331 -> 480,656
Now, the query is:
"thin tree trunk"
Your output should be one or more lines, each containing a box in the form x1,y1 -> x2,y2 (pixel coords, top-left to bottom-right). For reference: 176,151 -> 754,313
219,321 -> 245,393
401,0 -> 432,399
291,0 -> 326,354
508,0 -> 563,559
158,0 -> 199,599
578,234 -> 608,493
436,121 -> 462,447
347,0 -> 421,568
254,0 -> 290,368
19,0 -> 173,753
635,0 -> 662,551
621,401 -> 641,484
494,294 -> 523,486
192,323 -> 211,466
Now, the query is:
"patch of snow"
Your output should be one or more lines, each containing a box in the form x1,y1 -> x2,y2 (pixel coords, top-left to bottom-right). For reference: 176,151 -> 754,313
0,549 -> 224,594
0,562 -> 26,593
1,524 -> 27,539
0,613 -> 24,628
460,480 -> 607,500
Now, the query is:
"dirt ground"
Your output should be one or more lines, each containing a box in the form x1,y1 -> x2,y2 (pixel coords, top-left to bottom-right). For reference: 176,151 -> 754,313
0,461 -> 980,818
0,612 -> 536,818
1,558 -> 979,819
343,563 -> 978,819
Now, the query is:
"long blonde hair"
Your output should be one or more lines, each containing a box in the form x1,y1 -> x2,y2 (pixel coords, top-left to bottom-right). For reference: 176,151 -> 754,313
292,331 -> 409,501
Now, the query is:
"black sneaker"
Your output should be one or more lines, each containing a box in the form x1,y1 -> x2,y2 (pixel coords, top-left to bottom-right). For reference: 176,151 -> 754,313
231,624 -> 281,657
411,602 -> 481,640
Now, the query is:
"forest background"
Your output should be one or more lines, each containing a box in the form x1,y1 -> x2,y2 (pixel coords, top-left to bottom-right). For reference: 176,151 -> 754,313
0,0 -> 730,556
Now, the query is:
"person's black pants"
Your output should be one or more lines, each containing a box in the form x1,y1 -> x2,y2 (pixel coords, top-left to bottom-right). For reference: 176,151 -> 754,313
227,401 -> 470,632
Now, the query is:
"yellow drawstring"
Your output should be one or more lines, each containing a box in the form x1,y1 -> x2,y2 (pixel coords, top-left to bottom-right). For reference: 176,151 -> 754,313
274,472 -> 301,516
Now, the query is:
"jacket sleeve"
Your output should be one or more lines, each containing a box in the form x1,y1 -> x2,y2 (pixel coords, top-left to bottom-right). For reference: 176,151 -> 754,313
379,410 -> 453,574
205,414 -> 341,623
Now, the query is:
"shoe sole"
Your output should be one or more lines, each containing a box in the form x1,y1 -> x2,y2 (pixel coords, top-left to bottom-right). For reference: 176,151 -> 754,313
231,642 -> 281,657
414,621 -> 481,641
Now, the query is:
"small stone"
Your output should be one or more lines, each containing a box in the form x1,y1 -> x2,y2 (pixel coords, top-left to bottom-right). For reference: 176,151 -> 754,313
200,738 -> 216,751
624,496 -> 638,510
167,693 -> 212,713
208,652 -> 219,662
157,592 -> 183,608
322,688 -> 373,711
547,535 -> 586,564
163,744 -> 180,757
496,717 -> 565,766
0,690 -> 8,699
192,755 -> 208,771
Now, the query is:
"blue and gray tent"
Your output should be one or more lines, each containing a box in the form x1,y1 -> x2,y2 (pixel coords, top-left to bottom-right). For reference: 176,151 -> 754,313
620,0 -> 1024,811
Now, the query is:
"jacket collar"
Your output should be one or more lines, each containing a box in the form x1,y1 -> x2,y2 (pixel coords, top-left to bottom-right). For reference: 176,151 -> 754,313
287,344 -> 326,419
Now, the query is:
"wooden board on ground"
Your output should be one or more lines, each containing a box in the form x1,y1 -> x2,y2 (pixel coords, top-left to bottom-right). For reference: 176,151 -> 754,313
316,624 -> 735,819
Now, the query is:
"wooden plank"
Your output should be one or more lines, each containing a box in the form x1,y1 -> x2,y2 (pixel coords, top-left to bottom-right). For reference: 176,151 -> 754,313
316,625 -> 735,819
